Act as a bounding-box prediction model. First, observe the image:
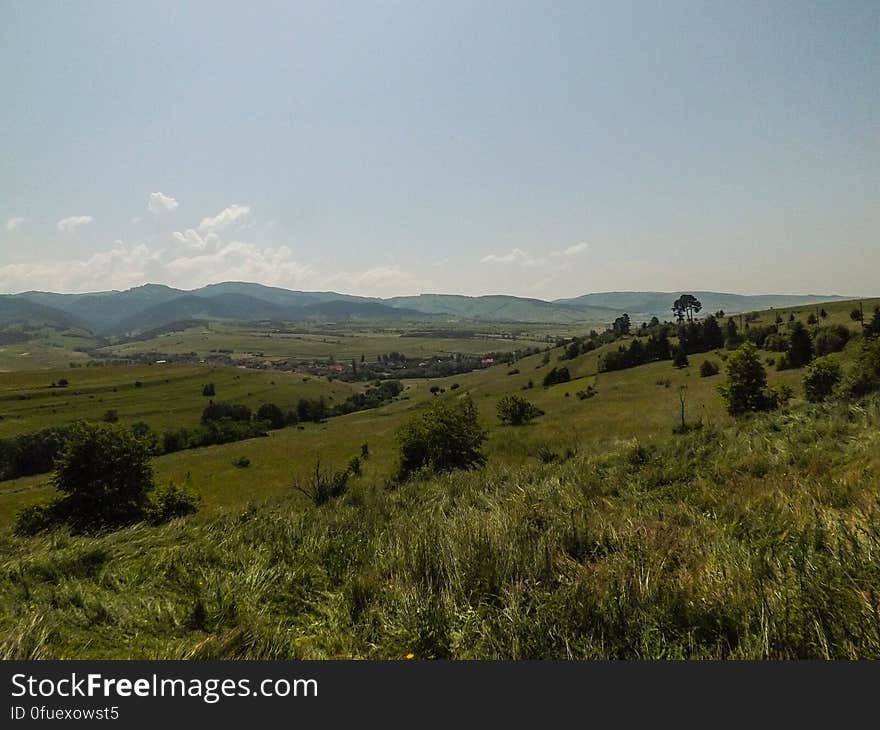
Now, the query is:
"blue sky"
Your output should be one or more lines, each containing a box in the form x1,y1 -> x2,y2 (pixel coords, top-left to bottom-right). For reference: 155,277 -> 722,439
1,1 -> 877,298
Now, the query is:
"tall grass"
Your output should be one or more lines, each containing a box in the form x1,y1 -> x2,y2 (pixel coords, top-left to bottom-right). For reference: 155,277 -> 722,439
2,397 -> 879,659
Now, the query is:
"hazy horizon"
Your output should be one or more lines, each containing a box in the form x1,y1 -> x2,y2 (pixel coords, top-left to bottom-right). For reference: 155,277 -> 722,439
2,279 -> 858,301
2,2 -> 878,299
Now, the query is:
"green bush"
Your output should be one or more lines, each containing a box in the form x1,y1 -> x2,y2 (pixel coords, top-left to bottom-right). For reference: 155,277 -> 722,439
146,481 -> 200,524
397,396 -> 486,480
542,366 -> 570,387
718,342 -> 777,416
201,402 -> 252,424
843,338 -> 880,398
294,461 -> 351,506
256,403 -> 286,430
803,356 -> 842,402
813,325 -> 851,356
699,360 -> 719,377
15,423 -> 199,535
496,394 -> 544,425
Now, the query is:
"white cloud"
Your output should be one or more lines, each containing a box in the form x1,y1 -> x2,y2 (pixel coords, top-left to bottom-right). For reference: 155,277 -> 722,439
171,228 -> 219,253
0,241 -> 161,293
147,192 -> 178,215
561,242 -> 590,256
480,248 -> 529,264
198,204 -> 251,233
324,264 -> 424,296
480,248 -> 547,268
4,217 -> 25,231
0,205 -> 424,297
56,215 -> 94,232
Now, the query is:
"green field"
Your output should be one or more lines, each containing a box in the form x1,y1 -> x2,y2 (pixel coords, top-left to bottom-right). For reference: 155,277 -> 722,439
1,299 -> 878,658
1,302 -> 867,527
99,322 -> 565,363
0,364 -> 357,439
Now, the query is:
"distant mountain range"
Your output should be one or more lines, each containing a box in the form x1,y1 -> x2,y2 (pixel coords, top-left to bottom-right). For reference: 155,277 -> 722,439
0,282 -> 851,336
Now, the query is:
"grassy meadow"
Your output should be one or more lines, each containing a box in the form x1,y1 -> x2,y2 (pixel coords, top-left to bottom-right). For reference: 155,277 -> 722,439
99,321 -> 565,363
0,299 -> 878,658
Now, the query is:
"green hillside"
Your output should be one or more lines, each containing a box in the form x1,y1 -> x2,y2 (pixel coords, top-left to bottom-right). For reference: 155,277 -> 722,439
1,298 -> 878,658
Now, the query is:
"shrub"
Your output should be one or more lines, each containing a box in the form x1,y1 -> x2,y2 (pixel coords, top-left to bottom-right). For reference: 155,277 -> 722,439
234,456 -> 251,468
146,481 -> 200,524
699,360 -> 719,378
102,409 -> 119,423
542,366 -> 570,387
496,395 -> 544,425
256,403 -> 286,430
13,423 -> 197,534
294,461 -> 350,506
718,342 -> 776,416
803,357 -> 842,403
576,386 -> 597,399
673,347 -> 689,368
397,396 -> 486,480
813,325 -> 851,356
787,321 -> 814,368
0,426 -> 73,481
843,338 -> 880,398
348,456 -> 362,476
201,402 -> 252,424
202,383 -> 216,397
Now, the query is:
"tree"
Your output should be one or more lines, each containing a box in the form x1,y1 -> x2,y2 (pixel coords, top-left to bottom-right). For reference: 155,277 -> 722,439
787,321 -> 814,368
803,357 -> 841,403
851,306 -> 864,327
202,383 -> 216,397
201,402 -> 252,424
672,294 -> 703,323
673,347 -> 689,368
843,337 -> 880,398
819,308 -> 828,319
699,360 -> 720,377
256,403 -> 286,430
496,394 -> 544,425
868,307 -> 880,337
702,315 -> 724,349
542,366 -> 571,386
30,423 -> 154,532
612,313 -> 631,336
718,342 -> 774,416
396,396 -> 486,480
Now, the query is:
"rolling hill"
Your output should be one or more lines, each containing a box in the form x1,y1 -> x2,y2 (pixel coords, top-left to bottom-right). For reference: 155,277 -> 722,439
555,291 -> 851,319
9,282 -> 855,334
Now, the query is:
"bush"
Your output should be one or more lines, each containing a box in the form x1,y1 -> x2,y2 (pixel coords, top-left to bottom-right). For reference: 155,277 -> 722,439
397,396 -> 486,480
718,342 -> 777,416
294,461 -> 351,506
256,403 -> 286,430
542,366 -> 570,387
102,409 -> 119,423
234,456 -> 251,468
673,347 -> 689,368
699,360 -> 719,377
201,402 -> 252,424
803,357 -> 842,403
496,395 -> 544,425
813,325 -> 850,356
146,481 -> 200,524
0,426 -> 73,481
202,383 -> 216,397
843,338 -> 880,398
787,321 -> 814,368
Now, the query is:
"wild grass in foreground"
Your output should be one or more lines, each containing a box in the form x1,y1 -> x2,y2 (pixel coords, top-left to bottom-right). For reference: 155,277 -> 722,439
1,397 -> 879,659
